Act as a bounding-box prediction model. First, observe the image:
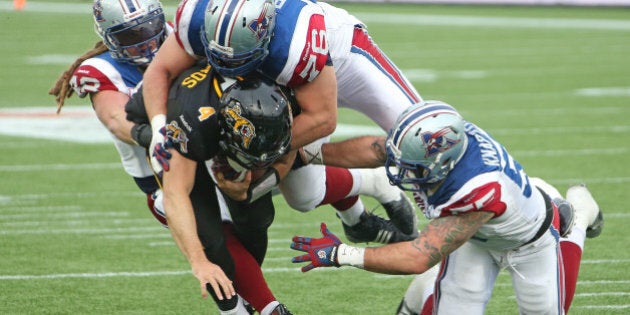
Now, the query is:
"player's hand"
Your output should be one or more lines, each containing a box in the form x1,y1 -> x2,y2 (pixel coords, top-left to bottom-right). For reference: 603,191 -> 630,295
149,115 -> 171,174
291,222 -> 343,272
214,170 -> 252,201
151,127 -> 172,173
191,259 -> 235,300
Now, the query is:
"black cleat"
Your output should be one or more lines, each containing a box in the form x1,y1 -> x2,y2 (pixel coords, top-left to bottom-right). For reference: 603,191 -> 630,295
271,303 -> 293,315
342,211 -> 417,244
586,210 -> 604,238
382,192 -> 418,235
554,198 -> 575,238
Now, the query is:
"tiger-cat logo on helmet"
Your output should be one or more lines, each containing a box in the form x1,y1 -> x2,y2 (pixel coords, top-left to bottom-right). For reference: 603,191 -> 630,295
224,103 -> 256,149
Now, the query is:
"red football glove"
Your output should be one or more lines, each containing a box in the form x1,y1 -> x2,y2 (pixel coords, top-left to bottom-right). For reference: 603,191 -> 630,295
291,223 -> 343,272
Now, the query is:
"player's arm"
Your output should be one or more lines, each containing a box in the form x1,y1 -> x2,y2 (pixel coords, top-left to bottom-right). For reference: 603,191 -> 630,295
362,210 -> 494,274
142,35 -> 197,121
320,135 -> 387,168
290,65 -> 337,149
91,90 -> 136,144
163,150 -> 235,300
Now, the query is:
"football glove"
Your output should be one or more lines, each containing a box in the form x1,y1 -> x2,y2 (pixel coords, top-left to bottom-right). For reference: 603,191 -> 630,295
291,222 -> 342,272
151,126 -> 172,174
149,115 -> 170,174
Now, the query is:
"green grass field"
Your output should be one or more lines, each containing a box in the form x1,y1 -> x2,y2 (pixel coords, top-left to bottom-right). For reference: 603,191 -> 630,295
1,1 -> 629,314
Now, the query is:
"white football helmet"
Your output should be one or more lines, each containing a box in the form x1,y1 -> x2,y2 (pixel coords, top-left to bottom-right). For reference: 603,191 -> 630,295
93,0 -> 166,65
385,100 -> 468,191
201,0 -> 275,77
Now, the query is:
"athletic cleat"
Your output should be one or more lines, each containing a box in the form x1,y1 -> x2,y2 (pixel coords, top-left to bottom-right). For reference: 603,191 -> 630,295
554,198 -> 575,238
342,211 -> 418,244
271,303 -> 293,315
586,210 -> 604,238
382,192 -> 418,235
566,184 -> 603,238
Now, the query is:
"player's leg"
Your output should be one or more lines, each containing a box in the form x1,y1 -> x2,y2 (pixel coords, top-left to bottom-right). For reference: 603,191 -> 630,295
279,160 -> 413,243
432,242 -> 498,314
561,184 -> 603,312
531,179 -> 604,312
396,264 -> 440,315
349,167 -> 418,235
336,26 -> 421,131
334,28 -> 422,235
509,231 -> 565,314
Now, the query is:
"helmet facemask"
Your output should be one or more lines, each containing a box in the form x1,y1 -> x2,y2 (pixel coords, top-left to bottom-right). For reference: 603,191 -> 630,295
94,0 -> 166,66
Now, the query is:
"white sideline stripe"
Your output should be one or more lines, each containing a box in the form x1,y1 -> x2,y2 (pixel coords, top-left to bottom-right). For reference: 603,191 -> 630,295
1,107 -> 629,145
0,211 -> 130,220
578,306 -> 630,310
0,163 -> 121,172
3,2 -> 630,31
0,226 -> 164,236
1,269 -> 627,281
575,292 -> 630,297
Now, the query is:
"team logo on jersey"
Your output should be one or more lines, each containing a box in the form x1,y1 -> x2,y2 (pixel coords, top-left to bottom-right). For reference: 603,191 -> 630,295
93,0 -> 105,22
223,104 -> 255,149
165,121 -> 189,153
248,7 -> 272,40
421,127 -> 461,158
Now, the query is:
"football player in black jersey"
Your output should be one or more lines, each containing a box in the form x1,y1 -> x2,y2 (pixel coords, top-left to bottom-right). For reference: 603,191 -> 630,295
126,63 -> 295,315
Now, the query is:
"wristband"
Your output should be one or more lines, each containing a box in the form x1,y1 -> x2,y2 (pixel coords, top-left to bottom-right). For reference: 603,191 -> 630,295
336,243 -> 365,269
130,124 -> 152,148
151,114 -> 166,136
300,141 -> 324,165
245,168 -> 280,203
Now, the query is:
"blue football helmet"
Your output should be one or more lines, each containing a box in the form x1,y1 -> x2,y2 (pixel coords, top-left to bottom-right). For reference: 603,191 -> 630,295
201,0 -> 275,77
385,101 -> 468,191
93,0 -> 166,65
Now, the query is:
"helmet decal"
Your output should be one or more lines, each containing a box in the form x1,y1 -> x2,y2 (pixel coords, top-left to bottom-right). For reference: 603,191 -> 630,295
248,6 -> 272,40
422,127 -> 462,158
224,103 -> 256,149
93,0 -> 105,22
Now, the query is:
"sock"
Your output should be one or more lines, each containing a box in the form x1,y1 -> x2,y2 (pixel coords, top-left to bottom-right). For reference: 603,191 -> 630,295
260,301 -> 281,315
320,166 -> 354,204
223,224 -> 275,312
351,167 -> 400,203
336,201 -> 364,226
566,226 -> 586,250
560,240 -> 583,313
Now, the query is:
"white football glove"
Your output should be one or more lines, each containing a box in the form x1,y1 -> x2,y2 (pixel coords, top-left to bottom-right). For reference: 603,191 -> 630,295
149,114 -> 167,174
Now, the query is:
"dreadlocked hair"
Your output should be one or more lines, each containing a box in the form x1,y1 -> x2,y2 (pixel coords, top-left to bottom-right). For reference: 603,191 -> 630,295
49,41 -> 108,114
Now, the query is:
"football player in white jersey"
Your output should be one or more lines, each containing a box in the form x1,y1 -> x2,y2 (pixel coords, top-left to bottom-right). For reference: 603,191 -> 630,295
290,101 -> 604,314
142,0 -> 421,245
51,0 -> 170,226
50,1 -> 292,314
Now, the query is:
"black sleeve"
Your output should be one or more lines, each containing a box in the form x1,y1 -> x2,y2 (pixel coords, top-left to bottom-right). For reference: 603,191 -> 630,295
125,86 -> 149,125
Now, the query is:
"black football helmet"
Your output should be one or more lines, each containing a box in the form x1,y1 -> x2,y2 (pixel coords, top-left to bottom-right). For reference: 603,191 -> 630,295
218,74 -> 293,170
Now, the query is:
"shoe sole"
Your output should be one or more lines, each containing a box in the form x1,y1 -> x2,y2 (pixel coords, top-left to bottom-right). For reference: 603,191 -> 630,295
586,210 -> 604,238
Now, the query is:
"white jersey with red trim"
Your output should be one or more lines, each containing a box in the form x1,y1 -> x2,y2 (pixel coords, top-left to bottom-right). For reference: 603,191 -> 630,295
174,0 -> 421,129
413,122 -> 547,250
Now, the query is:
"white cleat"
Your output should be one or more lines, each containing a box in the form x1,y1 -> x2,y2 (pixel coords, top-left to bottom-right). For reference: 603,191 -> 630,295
566,184 -> 603,238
